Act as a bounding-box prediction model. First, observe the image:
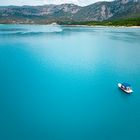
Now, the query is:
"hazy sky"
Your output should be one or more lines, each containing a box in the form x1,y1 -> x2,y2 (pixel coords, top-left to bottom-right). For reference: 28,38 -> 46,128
0,0 -> 112,6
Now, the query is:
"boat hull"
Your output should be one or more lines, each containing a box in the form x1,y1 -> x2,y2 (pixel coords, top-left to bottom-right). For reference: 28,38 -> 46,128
118,83 -> 133,94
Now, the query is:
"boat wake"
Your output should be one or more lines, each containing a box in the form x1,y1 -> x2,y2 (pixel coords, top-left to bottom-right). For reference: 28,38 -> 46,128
0,24 -> 63,35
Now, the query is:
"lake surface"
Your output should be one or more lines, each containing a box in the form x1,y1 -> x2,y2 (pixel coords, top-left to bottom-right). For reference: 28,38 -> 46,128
0,24 -> 140,140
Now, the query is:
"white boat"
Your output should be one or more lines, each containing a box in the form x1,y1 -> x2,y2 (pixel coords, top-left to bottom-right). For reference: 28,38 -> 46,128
118,83 -> 133,94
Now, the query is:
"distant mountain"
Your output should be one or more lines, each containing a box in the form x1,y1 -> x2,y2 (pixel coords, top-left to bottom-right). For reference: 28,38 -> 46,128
0,0 -> 140,24
73,0 -> 140,21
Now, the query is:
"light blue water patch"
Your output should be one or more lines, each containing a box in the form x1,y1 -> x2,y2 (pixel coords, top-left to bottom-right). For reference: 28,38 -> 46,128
0,24 -> 140,140
0,24 -> 63,35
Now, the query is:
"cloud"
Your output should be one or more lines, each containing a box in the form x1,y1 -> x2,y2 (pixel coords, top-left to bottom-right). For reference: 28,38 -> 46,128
43,0 -> 105,5
0,0 -> 111,6
42,0 -> 78,5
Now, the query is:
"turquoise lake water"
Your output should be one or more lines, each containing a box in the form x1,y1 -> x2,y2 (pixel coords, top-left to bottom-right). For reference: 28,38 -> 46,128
0,24 -> 140,140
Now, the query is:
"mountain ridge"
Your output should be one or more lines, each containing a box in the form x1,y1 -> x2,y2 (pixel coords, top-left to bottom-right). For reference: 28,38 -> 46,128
0,0 -> 140,24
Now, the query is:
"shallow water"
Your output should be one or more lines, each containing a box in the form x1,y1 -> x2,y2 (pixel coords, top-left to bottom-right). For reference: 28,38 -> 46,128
0,24 -> 140,140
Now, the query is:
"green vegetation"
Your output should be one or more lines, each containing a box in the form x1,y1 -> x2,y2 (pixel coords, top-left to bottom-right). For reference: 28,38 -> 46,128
0,17 -> 139,26
58,18 -> 140,26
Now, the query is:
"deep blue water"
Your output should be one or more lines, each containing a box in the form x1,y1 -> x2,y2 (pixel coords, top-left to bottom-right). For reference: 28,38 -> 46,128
0,24 -> 140,140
